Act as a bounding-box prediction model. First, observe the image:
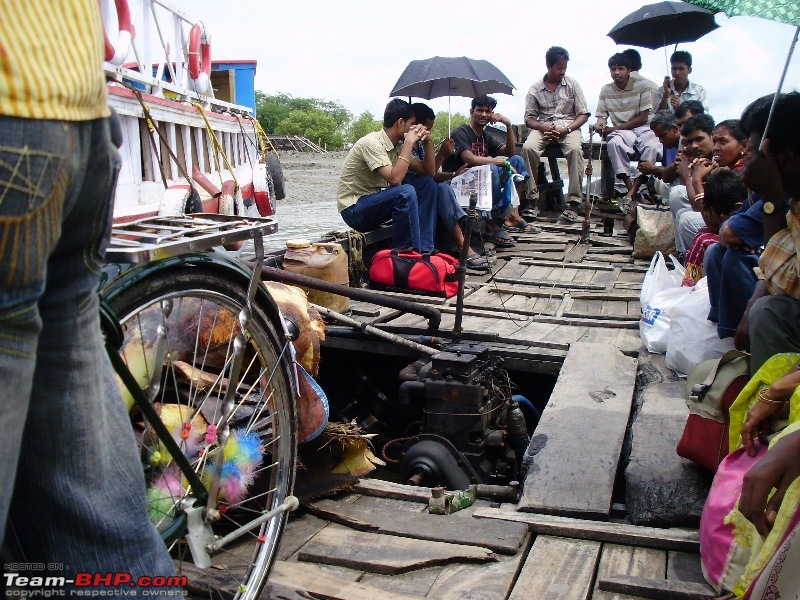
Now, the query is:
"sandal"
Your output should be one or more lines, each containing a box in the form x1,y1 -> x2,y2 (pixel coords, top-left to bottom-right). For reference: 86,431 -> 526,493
503,221 -> 542,234
559,209 -> 580,223
466,254 -> 492,272
486,229 -> 516,247
521,208 -> 539,220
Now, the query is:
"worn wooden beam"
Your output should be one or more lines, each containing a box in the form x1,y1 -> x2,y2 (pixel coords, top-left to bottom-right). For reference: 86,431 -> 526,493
472,507 -> 699,552
598,575 -> 716,599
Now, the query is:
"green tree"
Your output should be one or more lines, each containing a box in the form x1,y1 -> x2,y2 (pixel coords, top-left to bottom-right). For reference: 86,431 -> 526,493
346,111 -> 381,143
255,92 -> 352,140
431,111 -> 469,142
276,109 -> 344,148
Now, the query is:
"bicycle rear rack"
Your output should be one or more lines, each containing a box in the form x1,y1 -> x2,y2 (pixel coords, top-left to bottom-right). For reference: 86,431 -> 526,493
107,213 -> 278,262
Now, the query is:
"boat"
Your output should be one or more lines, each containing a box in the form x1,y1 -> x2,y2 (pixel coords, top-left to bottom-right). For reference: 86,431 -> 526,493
101,0 -> 283,224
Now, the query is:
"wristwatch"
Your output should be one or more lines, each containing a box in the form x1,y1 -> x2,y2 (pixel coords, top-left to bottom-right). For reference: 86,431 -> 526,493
763,201 -> 775,215
566,126 -> 572,134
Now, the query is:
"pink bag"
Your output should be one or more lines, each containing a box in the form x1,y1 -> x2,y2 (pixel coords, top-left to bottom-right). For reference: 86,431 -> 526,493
699,444 -> 767,593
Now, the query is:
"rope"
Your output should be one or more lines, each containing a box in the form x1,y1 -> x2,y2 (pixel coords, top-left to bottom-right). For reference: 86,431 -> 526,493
191,101 -> 238,189
347,230 -> 368,286
247,115 -> 281,160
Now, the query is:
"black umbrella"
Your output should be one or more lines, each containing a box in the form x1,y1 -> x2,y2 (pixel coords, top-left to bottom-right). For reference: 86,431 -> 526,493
608,1 -> 719,49
390,56 -> 515,131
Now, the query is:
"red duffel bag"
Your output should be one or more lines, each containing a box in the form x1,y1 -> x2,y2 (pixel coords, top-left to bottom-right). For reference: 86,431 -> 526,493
369,249 -> 460,298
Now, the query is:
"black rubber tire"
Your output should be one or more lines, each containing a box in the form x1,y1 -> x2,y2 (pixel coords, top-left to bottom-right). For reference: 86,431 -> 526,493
110,267 -> 296,600
266,152 -> 286,200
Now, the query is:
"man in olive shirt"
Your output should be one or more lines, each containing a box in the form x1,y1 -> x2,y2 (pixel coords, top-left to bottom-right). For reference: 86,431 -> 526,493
339,99 -> 437,251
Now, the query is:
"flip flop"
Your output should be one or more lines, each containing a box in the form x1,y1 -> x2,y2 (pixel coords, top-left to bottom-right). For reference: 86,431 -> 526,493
486,230 -> 516,247
521,208 -> 539,220
559,209 -> 580,223
503,221 -> 542,234
466,254 -> 492,272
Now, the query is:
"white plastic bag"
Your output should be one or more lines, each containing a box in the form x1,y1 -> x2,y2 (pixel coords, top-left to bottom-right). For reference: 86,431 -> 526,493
640,252 -> 686,308
665,279 -> 735,376
640,285 -> 692,353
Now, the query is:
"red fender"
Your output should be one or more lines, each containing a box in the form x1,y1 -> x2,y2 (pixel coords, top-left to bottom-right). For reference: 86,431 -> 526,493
188,22 -> 211,93
103,0 -> 135,65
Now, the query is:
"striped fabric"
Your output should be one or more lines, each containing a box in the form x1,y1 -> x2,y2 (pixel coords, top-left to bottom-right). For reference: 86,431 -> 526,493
760,200 -> 800,298
595,76 -> 653,126
0,0 -> 109,121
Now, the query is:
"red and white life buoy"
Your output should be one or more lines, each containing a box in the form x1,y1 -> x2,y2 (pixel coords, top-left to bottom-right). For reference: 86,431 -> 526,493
103,0 -> 135,66
188,22 -> 211,94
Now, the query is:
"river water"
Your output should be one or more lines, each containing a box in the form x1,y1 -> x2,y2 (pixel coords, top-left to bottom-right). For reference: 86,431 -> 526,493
261,198 -> 345,253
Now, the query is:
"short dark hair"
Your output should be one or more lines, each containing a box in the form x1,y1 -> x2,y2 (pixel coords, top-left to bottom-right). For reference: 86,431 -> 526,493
622,49 -> 642,71
471,95 -> 497,110
383,98 -> 413,128
703,169 -> 747,216
681,113 -> 715,137
545,46 -> 569,67
714,119 -> 746,144
608,53 -> 632,70
741,92 -> 800,155
671,50 -> 692,68
675,100 -> 705,119
410,102 -> 435,126
650,110 -> 678,130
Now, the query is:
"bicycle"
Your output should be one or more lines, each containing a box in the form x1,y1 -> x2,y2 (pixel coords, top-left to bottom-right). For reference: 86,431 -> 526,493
99,213 -> 299,600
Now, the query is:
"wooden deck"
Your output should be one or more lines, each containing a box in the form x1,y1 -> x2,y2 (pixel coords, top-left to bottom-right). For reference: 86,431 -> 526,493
265,215 -> 715,599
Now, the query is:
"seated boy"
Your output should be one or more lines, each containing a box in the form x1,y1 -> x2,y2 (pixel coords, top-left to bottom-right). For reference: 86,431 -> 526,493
682,169 -> 746,286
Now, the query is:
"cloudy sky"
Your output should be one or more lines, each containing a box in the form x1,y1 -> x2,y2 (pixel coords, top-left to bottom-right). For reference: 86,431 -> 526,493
186,0 -> 798,130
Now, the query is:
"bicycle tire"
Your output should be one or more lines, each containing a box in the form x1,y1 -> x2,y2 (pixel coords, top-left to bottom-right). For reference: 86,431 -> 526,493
110,267 -> 296,600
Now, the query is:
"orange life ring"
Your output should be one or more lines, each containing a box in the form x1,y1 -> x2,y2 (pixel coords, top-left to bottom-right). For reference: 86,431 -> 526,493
188,22 -> 211,94
103,0 -> 135,66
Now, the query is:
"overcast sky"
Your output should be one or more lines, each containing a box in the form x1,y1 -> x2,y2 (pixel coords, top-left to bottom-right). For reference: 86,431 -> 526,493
186,0 -> 798,133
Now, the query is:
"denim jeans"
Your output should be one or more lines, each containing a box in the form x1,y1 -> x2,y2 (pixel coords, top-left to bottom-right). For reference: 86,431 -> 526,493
704,242 -> 759,339
436,182 -> 466,232
489,155 -> 528,220
341,176 -> 438,251
0,116 -> 174,589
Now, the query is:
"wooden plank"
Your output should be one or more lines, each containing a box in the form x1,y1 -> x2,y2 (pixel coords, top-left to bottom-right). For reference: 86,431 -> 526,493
564,242 -> 590,263
598,576 -> 715,599
494,276 -> 605,290
305,497 -> 528,555
471,507 -> 700,552
298,524 -> 496,575
353,478 -> 431,503
488,285 -> 567,298
570,292 -> 639,301
593,544 -> 667,600
509,535 -> 601,600
517,342 -> 638,518
667,552 -> 711,588
426,533 -> 533,600
277,513 -> 330,561
270,560 -> 424,600
518,259 -> 615,271
360,567 -> 442,598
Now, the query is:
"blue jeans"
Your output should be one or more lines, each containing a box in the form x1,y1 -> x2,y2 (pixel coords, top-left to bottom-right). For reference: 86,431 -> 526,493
0,116 -> 174,589
436,182 -> 466,232
489,155 -> 528,219
341,176 -> 438,251
704,242 -> 759,338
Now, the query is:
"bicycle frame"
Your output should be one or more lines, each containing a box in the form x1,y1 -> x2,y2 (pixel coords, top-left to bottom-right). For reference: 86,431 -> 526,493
99,214 -> 298,568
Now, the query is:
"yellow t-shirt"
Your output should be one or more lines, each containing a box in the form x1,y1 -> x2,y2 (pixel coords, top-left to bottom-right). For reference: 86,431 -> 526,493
337,129 -> 399,212
0,0 -> 109,120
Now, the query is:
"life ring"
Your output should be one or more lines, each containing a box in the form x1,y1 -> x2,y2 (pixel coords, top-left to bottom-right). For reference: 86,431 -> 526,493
188,22 -> 211,94
104,0 -> 135,66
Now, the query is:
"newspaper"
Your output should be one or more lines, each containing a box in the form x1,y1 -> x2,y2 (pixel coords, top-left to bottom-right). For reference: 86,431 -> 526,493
449,165 -> 492,211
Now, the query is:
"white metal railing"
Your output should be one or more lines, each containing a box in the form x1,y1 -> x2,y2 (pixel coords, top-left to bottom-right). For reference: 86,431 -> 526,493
100,0 -> 252,115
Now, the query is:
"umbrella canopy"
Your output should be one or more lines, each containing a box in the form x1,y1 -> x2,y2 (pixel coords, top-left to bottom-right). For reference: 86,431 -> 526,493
682,0 -> 800,27
390,56 -> 515,100
608,1 -> 719,48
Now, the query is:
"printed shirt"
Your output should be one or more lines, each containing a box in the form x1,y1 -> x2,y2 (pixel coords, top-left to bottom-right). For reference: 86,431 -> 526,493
682,228 -> 719,286
441,124 -> 504,173
0,0 -> 109,120
655,81 -> 708,114
595,76 -> 653,126
760,198 -> 800,298
337,129 -> 399,212
524,75 -> 590,128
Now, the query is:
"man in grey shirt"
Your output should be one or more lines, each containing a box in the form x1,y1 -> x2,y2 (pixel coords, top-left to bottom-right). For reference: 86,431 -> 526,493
521,46 -> 590,220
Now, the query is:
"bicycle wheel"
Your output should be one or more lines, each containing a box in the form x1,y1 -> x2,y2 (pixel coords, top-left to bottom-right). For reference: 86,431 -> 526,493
109,268 -> 296,600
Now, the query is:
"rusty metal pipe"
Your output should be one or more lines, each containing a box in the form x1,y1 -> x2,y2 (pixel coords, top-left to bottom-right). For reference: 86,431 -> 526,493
256,264 -> 441,330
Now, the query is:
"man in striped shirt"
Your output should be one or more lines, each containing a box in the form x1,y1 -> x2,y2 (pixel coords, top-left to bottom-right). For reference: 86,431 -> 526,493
594,52 -> 662,208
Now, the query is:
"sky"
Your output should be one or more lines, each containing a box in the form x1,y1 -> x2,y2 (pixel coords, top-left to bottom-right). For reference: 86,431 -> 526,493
182,0 -> 798,134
